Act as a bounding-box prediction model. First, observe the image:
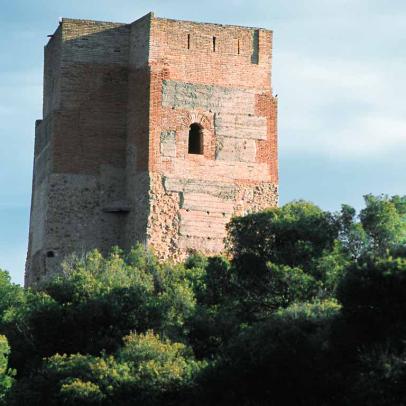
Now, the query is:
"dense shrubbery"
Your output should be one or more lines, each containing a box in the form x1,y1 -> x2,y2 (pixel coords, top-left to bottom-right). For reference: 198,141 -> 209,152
0,194 -> 405,405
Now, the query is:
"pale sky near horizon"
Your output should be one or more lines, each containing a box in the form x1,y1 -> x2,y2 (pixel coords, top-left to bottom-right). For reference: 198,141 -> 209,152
1,0 -> 405,284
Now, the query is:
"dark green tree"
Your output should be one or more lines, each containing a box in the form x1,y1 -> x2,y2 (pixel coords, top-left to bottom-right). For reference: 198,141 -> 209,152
197,301 -> 342,406
226,200 -> 340,275
337,255 -> 406,346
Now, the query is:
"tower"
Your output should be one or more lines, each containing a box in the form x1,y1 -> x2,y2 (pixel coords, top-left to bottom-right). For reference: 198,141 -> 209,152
25,13 -> 278,286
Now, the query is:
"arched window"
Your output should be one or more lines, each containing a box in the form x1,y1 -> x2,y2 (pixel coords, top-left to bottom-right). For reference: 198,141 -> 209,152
188,123 -> 203,154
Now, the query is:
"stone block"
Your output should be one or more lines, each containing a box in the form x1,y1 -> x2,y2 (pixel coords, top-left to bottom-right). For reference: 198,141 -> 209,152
181,192 -> 234,214
162,80 -> 257,115
164,177 -> 237,199
214,113 -> 267,140
160,131 -> 177,157
179,209 -> 228,239
215,137 -> 257,162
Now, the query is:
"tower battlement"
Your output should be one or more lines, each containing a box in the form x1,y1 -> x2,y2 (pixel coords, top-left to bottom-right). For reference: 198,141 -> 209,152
26,12 -> 278,286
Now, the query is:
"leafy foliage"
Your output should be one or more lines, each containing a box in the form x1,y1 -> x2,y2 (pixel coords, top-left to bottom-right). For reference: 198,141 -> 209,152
0,195 -> 405,405
197,300 -> 342,406
226,200 -> 340,274
339,195 -> 406,258
9,331 -> 203,406
0,270 -> 25,322
0,335 -> 14,405
232,261 -> 319,321
360,194 -> 406,253
337,255 -> 406,346
1,245 -> 197,374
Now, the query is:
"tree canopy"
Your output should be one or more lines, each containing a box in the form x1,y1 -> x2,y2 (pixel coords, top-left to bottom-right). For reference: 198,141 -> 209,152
1,194 -> 405,405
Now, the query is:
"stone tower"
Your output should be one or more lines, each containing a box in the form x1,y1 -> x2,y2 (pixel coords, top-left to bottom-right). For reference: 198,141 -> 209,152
25,13 -> 278,286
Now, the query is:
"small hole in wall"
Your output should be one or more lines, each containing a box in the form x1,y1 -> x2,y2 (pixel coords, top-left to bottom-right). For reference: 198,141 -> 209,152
213,36 -> 216,52
207,211 -> 210,215
187,34 -> 191,49
46,251 -> 55,258
238,39 -> 240,54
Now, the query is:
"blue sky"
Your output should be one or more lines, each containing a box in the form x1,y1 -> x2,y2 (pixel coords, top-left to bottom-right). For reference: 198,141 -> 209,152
1,0 -> 405,284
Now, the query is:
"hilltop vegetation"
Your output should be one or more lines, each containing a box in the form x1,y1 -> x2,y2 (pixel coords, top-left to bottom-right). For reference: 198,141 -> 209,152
1,194 -> 406,405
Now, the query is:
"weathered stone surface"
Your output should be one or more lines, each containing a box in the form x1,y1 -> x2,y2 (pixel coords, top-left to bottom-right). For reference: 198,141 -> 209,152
214,113 -> 268,140
167,158 -> 270,182
146,173 -> 182,261
180,193 -> 234,214
160,131 -> 177,157
162,80 -> 257,114
215,137 -> 257,162
179,210 -> 230,238
164,177 -> 236,199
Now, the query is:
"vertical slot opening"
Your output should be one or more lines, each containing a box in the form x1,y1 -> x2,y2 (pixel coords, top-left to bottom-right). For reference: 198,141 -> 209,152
187,34 -> 190,49
251,30 -> 259,64
238,39 -> 240,55
213,36 -> 216,52
188,123 -> 204,155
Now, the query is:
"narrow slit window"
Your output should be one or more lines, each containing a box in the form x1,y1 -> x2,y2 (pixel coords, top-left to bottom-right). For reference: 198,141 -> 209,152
213,36 -> 216,52
187,34 -> 190,49
188,123 -> 203,155
238,39 -> 240,54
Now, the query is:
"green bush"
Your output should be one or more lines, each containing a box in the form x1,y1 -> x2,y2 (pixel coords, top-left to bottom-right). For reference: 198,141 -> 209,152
60,379 -> 105,405
0,335 -> 14,405
9,331 -> 204,406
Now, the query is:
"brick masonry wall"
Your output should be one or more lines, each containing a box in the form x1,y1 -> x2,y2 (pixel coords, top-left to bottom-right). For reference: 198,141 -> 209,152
26,13 -> 278,285
26,19 -> 133,285
146,16 -> 278,260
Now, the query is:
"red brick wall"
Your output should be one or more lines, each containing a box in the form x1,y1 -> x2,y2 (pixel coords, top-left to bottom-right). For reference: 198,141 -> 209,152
148,16 -> 277,184
150,18 -> 272,90
145,16 -> 278,259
